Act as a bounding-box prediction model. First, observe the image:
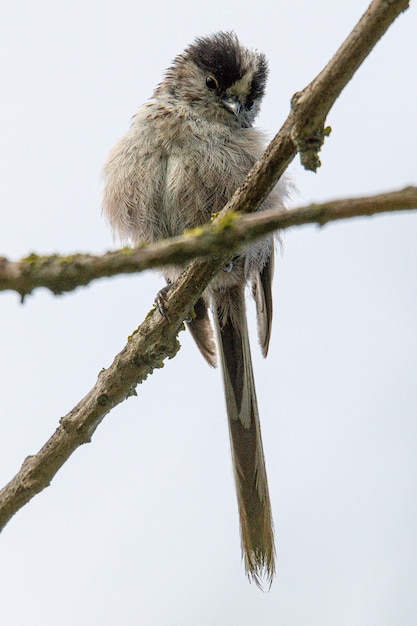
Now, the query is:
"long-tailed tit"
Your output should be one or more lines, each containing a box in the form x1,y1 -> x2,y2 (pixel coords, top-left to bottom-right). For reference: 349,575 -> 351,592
103,32 -> 288,587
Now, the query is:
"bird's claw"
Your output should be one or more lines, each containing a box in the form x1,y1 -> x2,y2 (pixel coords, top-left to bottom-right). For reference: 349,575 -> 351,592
155,284 -> 172,322
155,284 -> 196,324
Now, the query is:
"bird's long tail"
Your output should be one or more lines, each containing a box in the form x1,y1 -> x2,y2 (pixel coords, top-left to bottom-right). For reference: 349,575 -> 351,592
213,286 -> 275,588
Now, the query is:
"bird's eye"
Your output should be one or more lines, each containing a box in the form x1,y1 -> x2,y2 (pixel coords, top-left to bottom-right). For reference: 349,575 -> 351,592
246,99 -> 255,110
205,75 -> 218,90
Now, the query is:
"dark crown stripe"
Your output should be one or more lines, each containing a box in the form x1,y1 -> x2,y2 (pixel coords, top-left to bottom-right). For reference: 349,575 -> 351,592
185,32 -> 247,89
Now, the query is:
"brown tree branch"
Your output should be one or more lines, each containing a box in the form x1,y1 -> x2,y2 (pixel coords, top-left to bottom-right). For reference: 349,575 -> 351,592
0,0 -> 411,530
1,186 -> 416,298
290,0 -> 411,171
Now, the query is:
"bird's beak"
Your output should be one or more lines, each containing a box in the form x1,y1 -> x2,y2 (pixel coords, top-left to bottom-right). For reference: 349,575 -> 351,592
221,96 -> 241,116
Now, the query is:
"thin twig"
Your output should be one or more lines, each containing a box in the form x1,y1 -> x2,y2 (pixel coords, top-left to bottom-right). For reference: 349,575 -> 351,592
0,186 -> 416,297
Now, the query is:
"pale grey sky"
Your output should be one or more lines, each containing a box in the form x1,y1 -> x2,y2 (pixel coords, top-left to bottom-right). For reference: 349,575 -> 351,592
0,1 -> 416,625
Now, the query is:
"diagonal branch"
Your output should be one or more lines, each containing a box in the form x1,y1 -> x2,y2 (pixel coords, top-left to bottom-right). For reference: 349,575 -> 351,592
0,0 -> 411,530
290,0 -> 411,170
1,186 -> 416,297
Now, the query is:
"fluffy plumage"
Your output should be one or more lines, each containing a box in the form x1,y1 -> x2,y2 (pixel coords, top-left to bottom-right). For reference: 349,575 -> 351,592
102,31 -> 288,588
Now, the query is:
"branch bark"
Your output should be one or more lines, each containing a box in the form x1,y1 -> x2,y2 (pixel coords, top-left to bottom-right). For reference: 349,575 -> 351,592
1,186 -> 416,298
0,0 -> 411,530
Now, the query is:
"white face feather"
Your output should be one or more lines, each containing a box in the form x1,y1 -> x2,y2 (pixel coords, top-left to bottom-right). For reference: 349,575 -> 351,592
227,64 -> 257,98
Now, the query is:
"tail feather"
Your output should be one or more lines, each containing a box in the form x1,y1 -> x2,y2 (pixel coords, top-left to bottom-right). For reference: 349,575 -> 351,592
213,287 -> 275,588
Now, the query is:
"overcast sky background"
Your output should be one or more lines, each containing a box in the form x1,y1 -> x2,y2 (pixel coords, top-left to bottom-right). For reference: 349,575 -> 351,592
0,1 -> 416,625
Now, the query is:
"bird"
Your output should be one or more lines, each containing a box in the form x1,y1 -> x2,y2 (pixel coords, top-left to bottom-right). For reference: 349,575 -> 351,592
102,31 -> 288,588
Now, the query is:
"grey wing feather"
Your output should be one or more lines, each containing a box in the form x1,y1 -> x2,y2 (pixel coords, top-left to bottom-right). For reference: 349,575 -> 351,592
252,249 -> 274,358
102,107 -> 168,245
186,297 -> 217,368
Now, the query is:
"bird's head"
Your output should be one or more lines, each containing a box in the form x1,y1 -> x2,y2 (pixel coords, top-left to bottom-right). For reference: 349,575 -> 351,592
154,32 -> 268,128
